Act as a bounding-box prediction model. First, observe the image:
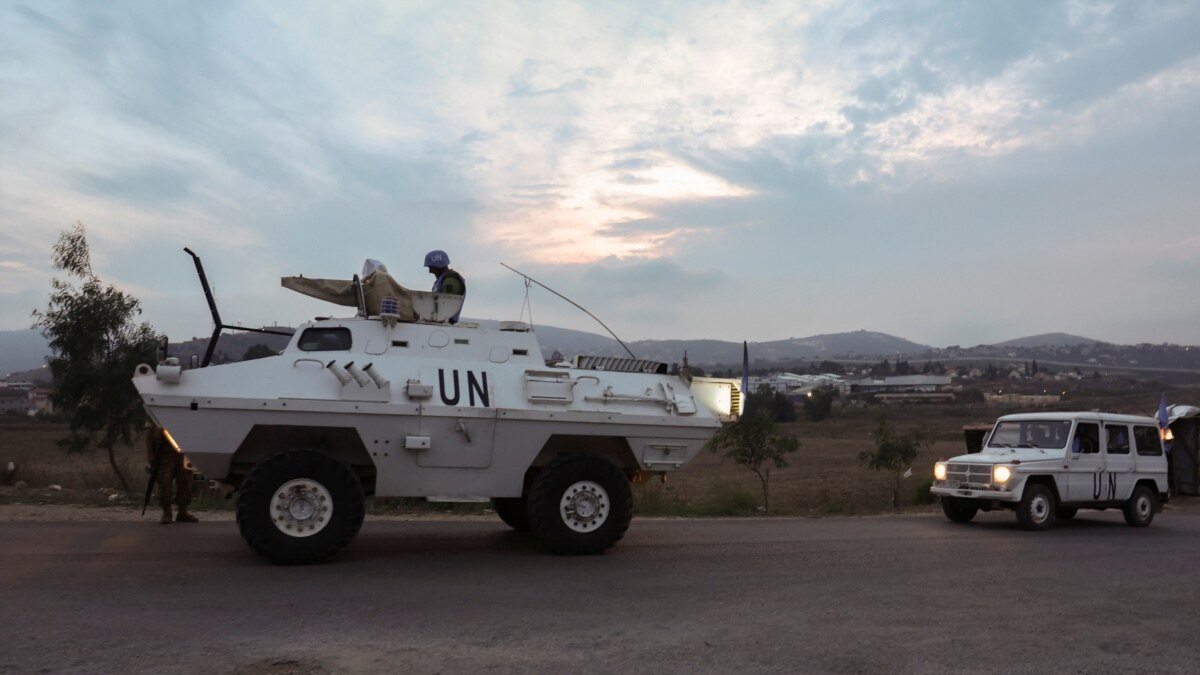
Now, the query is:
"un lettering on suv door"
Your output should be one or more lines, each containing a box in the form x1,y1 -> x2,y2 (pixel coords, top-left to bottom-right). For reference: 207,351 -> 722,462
1104,424 -> 1135,501
1067,422 -> 1102,502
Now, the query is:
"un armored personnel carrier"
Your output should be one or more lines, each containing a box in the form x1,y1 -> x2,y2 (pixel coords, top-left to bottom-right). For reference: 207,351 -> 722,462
134,255 -> 740,564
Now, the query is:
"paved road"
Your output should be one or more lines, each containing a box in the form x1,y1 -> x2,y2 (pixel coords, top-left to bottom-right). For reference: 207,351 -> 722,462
2,509 -> 1199,674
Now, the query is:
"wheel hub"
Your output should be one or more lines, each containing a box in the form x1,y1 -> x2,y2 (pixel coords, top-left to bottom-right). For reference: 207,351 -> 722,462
1031,496 -> 1049,522
560,480 -> 609,533
270,479 -> 333,538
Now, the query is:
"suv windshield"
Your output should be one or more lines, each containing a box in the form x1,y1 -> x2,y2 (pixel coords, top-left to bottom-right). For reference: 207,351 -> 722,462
987,420 -> 1072,450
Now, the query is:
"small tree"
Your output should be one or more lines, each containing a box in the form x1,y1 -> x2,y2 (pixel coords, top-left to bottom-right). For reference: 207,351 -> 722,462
708,410 -> 799,513
744,388 -> 797,423
241,343 -> 277,361
858,416 -> 924,509
802,387 -> 835,421
32,223 -> 160,496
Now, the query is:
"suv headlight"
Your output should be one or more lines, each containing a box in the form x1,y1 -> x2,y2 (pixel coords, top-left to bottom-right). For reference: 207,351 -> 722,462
993,465 -> 1012,484
934,463 -> 947,481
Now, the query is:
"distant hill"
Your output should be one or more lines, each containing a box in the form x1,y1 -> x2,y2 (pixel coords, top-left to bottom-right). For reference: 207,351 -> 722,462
494,324 -> 929,366
996,333 -> 1101,348
2,365 -> 52,385
4,322 -> 1192,378
0,329 -> 49,378
0,327 -> 294,377
624,331 -> 929,366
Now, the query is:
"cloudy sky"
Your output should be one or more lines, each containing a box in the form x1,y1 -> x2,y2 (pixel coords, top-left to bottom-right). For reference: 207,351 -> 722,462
2,0 -> 1198,347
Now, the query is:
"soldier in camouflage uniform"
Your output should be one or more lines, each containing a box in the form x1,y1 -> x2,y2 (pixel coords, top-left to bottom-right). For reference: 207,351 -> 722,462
145,422 -> 198,524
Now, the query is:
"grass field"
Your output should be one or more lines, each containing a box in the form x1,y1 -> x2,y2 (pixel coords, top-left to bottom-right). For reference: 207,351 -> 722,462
2,382 -> 1194,517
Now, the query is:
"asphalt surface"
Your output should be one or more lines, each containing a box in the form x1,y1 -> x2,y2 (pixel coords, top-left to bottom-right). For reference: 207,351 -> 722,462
2,509 -> 1199,674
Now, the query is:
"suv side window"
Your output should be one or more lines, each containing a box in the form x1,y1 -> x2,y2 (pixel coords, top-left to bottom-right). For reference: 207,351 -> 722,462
1133,425 -> 1163,456
1105,424 -> 1130,455
1073,422 -> 1100,454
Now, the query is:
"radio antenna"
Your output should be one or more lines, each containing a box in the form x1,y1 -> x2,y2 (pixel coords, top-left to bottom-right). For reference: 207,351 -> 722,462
501,262 -> 637,360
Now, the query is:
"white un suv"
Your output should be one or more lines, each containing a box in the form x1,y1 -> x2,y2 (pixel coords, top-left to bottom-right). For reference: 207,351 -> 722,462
931,412 -> 1169,530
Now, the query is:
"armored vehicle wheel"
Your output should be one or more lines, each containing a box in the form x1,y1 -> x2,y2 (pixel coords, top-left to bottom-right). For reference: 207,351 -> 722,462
1015,484 -> 1056,531
940,497 -> 978,523
491,496 -> 531,532
1122,485 -> 1157,527
236,449 -> 365,565
1055,506 -> 1078,521
528,454 -> 632,555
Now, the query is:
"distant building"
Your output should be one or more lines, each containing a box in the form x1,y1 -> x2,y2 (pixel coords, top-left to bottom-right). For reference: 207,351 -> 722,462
985,393 -> 1061,407
846,375 -> 952,395
0,387 -> 31,414
30,388 -> 54,416
747,372 -> 845,399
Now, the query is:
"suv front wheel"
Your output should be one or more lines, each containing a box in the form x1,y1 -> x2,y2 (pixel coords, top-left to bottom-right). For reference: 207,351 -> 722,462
1015,484 -> 1056,531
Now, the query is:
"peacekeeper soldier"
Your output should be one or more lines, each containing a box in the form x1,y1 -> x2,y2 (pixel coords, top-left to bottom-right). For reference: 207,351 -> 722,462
145,422 -> 198,524
424,249 -> 465,324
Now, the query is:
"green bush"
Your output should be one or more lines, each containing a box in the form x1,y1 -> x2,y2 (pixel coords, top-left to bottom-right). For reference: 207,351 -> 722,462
913,476 -> 935,505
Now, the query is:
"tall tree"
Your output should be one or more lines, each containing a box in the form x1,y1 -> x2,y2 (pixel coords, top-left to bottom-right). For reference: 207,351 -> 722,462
708,410 -> 799,513
32,223 -> 161,496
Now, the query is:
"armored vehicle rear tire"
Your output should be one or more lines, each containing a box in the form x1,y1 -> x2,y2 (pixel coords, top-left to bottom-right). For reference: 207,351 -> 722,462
1015,483 -> 1056,531
1122,485 -> 1156,527
528,454 -> 632,555
941,497 -> 978,523
236,449 -> 365,565
491,496 -> 532,532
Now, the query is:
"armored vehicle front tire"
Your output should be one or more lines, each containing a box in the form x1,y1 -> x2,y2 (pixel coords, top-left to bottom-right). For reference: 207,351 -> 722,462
1122,485 -> 1157,527
528,454 -> 632,555
1015,483 -> 1056,531
491,496 -> 532,532
236,449 -> 365,565
940,497 -> 978,523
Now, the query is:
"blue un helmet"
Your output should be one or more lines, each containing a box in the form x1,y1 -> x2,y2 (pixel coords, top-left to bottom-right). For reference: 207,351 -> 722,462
423,250 -> 450,268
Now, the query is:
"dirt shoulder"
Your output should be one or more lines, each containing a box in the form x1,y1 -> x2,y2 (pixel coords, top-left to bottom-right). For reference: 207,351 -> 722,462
0,503 -> 509,523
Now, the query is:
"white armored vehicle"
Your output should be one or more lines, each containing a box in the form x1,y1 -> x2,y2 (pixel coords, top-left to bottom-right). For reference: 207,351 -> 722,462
931,412 -> 1169,530
135,253 -> 739,563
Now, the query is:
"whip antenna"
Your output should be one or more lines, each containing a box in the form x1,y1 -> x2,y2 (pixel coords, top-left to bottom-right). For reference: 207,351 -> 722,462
501,263 -> 637,360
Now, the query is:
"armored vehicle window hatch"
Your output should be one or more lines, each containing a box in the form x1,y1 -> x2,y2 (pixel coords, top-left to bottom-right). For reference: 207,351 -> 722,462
298,327 -> 352,352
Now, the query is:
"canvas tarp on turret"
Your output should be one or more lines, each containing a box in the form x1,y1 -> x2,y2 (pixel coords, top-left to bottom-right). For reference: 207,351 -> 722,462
281,272 -> 417,321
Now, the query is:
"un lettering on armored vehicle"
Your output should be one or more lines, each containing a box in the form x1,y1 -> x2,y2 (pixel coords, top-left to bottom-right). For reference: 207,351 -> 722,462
135,257 -> 739,564
931,412 -> 1169,530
